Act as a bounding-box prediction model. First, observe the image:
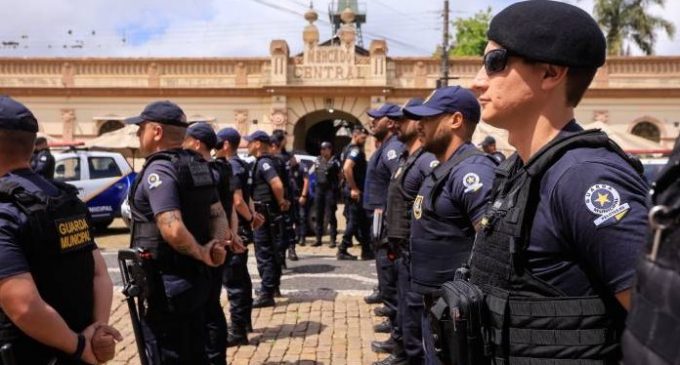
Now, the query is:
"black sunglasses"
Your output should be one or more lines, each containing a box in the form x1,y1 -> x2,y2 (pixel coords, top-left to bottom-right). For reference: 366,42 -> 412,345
483,48 -> 514,75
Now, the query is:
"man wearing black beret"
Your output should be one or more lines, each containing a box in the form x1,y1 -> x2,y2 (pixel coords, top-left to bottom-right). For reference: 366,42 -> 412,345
461,1 -> 649,364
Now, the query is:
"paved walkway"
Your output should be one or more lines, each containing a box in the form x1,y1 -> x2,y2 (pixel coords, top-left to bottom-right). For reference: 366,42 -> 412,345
108,246 -> 391,365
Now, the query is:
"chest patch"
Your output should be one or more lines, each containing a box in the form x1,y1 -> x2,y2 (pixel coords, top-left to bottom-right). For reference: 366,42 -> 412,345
413,195 -> 424,220
55,215 -> 93,252
386,149 -> 398,160
584,184 -> 630,227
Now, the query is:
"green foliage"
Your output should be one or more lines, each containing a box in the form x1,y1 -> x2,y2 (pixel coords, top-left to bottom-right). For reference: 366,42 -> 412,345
594,0 -> 676,55
451,7 -> 492,57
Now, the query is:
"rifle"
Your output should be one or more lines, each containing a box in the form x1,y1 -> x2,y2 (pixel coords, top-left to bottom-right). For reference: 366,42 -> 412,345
118,249 -> 151,365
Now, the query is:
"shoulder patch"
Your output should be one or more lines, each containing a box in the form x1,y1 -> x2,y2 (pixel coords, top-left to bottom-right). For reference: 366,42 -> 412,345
262,162 -> 271,171
349,149 -> 359,158
462,172 -> 483,193
386,149 -> 398,161
147,173 -> 163,190
40,155 -> 47,161
429,160 -> 439,169
584,184 -> 630,227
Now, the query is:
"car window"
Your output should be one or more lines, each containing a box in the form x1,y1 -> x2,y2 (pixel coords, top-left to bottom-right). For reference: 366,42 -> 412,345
88,157 -> 122,179
54,158 -> 81,182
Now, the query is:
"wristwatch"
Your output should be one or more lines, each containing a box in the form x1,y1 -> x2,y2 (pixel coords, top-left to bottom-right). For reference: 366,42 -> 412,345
71,333 -> 86,360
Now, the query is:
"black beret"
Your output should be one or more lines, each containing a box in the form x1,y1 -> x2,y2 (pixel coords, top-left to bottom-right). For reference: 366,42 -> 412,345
0,96 -> 39,133
488,0 -> 606,68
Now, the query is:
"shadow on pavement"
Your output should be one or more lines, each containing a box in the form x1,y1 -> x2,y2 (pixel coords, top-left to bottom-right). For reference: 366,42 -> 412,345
249,320 -> 328,344
288,263 -> 336,274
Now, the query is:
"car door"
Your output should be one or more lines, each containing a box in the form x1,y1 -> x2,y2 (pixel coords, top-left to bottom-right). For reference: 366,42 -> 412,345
54,153 -> 85,197
80,155 -> 127,221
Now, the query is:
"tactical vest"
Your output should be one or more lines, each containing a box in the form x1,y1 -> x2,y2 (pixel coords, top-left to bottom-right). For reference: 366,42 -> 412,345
0,178 -> 95,362
229,156 -> 253,228
130,148 -> 215,276
251,155 -> 286,204
210,158 -> 233,219
469,130 -> 641,364
342,144 -> 367,192
410,148 -> 490,295
386,148 -> 426,241
622,139 -> 680,365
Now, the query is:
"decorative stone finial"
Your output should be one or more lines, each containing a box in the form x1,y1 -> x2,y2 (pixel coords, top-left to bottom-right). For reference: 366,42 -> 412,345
341,7 -> 356,24
304,7 -> 318,24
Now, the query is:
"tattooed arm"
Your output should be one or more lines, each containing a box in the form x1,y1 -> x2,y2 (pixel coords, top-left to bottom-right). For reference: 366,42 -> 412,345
209,202 -> 231,241
155,209 -> 211,264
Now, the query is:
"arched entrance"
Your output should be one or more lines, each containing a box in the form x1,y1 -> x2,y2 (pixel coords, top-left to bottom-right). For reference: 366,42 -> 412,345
98,120 -> 125,136
293,109 -> 361,156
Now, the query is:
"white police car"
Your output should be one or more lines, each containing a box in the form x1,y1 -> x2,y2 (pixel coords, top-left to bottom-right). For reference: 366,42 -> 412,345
53,148 -> 136,230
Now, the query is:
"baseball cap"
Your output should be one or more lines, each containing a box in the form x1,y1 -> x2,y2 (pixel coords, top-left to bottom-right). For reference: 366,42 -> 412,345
367,103 -> 403,119
398,98 -> 424,119
353,124 -> 369,134
216,127 -> 241,148
125,100 -> 188,127
186,122 -> 217,149
0,96 -> 38,133
403,86 -> 481,123
320,141 -> 332,149
480,136 -> 496,147
244,130 -> 271,144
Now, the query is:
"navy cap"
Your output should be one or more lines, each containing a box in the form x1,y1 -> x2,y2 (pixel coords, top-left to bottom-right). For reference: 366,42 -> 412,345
320,141 -> 332,149
0,96 -> 38,133
353,124 -> 369,134
244,130 -> 271,144
398,98 -> 424,119
488,1 -> 606,68
216,127 -> 241,148
480,136 -> 496,147
367,103 -> 403,119
403,86 -> 481,123
186,122 -> 217,149
125,100 -> 188,127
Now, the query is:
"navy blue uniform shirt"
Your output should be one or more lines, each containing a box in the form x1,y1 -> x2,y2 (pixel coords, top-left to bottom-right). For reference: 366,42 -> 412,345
411,143 -> 496,240
133,159 -> 218,220
30,149 -> 55,180
400,150 -> 439,198
526,121 -> 649,296
364,134 -> 405,210
0,169 -> 96,280
254,157 -> 280,184
343,144 -> 367,194
228,156 -> 251,200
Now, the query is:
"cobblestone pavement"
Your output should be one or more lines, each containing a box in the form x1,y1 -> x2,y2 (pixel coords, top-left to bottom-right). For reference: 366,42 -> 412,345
108,288 -> 390,365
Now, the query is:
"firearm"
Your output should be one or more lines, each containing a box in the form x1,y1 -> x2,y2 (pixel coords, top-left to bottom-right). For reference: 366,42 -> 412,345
0,343 -> 15,365
118,249 -> 151,365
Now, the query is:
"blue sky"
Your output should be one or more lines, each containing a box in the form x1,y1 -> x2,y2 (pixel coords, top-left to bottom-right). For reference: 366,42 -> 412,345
0,0 -> 677,57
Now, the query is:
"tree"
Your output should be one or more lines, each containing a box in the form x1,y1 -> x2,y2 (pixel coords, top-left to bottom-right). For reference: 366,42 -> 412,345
451,7 -> 492,57
594,0 -> 676,55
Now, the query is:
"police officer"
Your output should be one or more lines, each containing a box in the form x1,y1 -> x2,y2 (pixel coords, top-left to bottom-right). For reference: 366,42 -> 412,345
479,135 -> 505,163
375,98 -> 439,365
467,2 -> 649,363
127,100 -> 232,364
270,130 -> 299,262
402,86 -> 497,365
337,125 -> 370,260
30,136 -> 56,180
623,136 -> 680,365
294,155 -> 310,249
248,130 -> 291,308
215,127 -> 264,346
0,96 -> 121,364
311,141 -> 341,248
364,103 -> 405,354
183,122 -> 246,365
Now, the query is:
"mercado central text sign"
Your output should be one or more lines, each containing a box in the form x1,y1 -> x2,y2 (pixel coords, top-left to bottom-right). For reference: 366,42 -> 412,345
294,45 -> 364,80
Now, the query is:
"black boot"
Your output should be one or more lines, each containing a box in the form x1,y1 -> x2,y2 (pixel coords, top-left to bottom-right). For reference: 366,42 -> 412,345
287,247 -> 299,261
226,327 -> 249,347
252,294 -> 275,308
329,241 -> 337,249
337,248 -> 358,260
311,241 -> 322,247
373,319 -> 391,333
371,337 -> 398,354
364,288 -> 381,304
372,353 -> 408,365
374,306 -> 392,317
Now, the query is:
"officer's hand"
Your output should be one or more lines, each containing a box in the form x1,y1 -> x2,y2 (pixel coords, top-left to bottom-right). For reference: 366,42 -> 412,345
91,324 -> 123,363
229,234 -> 246,254
80,323 -> 100,364
252,213 -> 265,229
350,188 -> 361,201
279,200 -> 291,212
299,195 -> 307,205
207,239 -> 228,266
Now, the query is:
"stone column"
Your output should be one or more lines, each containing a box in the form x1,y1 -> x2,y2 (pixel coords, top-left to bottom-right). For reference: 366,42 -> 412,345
369,40 -> 388,85
270,40 -> 289,85
61,109 -> 76,140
